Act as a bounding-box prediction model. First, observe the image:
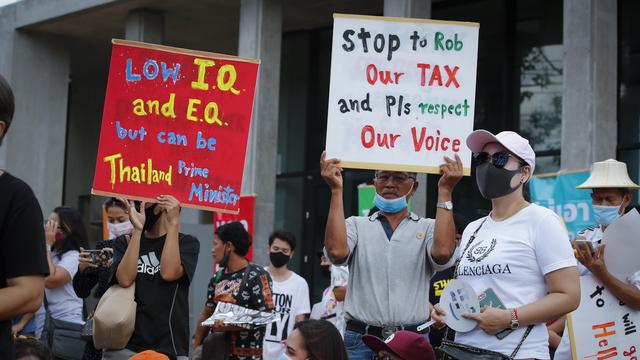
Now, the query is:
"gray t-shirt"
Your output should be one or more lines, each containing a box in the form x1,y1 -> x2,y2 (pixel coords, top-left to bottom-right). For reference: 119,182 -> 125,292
331,212 -> 453,326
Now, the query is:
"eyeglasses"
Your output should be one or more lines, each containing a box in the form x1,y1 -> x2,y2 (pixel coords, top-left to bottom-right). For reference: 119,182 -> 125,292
472,151 -> 525,169
374,173 -> 416,183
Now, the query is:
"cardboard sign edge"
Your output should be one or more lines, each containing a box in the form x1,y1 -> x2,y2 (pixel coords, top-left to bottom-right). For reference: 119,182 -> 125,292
112,39 -> 261,64
91,188 -> 240,215
333,13 -> 480,28
339,160 -> 471,176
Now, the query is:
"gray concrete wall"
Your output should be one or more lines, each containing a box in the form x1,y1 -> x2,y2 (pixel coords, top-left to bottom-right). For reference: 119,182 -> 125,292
5,31 -> 70,215
238,0 -> 282,266
0,4 -> 16,168
384,0 -> 431,217
562,0 -> 618,169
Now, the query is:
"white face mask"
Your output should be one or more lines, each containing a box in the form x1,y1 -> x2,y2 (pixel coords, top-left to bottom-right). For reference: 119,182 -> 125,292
108,221 -> 133,238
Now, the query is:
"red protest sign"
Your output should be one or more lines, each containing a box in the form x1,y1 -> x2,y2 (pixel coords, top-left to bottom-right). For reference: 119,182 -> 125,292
92,40 -> 259,214
214,195 -> 255,264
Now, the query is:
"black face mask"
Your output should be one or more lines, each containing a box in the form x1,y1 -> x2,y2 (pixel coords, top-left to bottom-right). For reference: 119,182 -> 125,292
143,204 -> 161,231
269,251 -> 290,268
475,163 -> 524,200
219,243 -> 231,268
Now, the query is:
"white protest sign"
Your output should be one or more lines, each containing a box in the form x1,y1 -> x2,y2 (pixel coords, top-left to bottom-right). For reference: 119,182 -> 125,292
604,208 -> 640,281
439,279 -> 480,332
569,275 -> 639,360
326,14 -> 479,175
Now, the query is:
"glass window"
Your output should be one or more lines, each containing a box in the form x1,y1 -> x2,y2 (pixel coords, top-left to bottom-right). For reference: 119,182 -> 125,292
618,0 -> 640,203
515,0 -> 563,174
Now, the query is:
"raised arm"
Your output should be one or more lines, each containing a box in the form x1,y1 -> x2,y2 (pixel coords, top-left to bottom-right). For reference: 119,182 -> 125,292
431,155 -> 463,262
116,199 -> 145,288
157,195 -> 184,282
321,151 -> 349,263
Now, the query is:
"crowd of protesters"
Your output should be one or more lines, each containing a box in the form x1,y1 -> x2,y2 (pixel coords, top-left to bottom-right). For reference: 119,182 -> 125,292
2,55 -> 640,360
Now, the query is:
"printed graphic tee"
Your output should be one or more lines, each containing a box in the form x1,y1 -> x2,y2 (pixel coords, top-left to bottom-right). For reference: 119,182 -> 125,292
263,271 -> 310,360
111,233 -> 200,359
454,204 -> 576,359
206,264 -> 274,360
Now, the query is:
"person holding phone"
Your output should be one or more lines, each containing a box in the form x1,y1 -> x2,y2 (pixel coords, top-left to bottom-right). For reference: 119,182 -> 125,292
553,159 -> 640,360
36,207 -> 89,345
431,130 -> 580,360
72,198 -> 130,360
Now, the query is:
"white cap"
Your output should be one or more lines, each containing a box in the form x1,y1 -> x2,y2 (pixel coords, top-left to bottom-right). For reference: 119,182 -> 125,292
576,159 -> 640,189
466,130 -> 536,173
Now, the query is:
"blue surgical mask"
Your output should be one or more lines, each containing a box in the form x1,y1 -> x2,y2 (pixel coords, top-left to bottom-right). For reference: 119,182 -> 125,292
592,205 -> 622,226
373,184 -> 414,214
278,353 -> 292,360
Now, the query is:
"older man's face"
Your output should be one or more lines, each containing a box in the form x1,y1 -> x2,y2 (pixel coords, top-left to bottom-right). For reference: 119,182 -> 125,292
591,188 -> 631,213
374,171 -> 417,199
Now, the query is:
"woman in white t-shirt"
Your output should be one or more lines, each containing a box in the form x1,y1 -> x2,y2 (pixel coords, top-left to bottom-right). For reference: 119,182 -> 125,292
36,206 -> 88,337
432,130 -> 579,359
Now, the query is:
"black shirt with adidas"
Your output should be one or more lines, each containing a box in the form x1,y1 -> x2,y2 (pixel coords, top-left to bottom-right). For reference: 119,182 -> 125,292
111,232 -> 200,359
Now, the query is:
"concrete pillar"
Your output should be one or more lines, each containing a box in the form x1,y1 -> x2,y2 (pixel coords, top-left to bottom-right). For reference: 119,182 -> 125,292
0,5 -> 16,168
384,0 -> 431,217
238,0 -> 282,266
5,32 -> 70,215
384,0 -> 431,18
561,0 -> 617,169
125,9 -> 164,44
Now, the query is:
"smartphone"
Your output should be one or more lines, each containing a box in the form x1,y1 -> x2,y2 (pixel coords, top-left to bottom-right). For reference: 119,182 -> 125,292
479,288 -> 514,340
574,240 -> 596,254
85,249 -> 113,267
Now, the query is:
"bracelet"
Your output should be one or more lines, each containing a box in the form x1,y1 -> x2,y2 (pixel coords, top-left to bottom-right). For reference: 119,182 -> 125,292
514,307 -> 519,321
46,244 -> 52,252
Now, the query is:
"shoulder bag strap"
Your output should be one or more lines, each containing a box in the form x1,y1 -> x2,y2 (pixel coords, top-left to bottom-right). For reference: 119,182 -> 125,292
509,325 -> 534,359
232,263 -> 253,301
452,218 -> 487,280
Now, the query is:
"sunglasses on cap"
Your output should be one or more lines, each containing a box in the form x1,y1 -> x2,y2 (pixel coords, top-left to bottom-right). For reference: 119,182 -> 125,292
472,151 -> 526,169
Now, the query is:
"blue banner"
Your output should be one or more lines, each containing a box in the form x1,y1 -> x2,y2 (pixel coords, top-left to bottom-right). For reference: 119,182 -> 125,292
530,170 -> 593,239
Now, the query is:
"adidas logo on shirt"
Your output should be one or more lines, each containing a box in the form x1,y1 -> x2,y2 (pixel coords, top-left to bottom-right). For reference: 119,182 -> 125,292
138,252 -> 160,275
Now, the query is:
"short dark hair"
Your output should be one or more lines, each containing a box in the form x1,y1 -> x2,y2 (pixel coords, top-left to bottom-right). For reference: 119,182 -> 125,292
268,230 -> 297,251
294,320 -> 348,360
0,74 -> 15,135
215,221 -> 251,256
15,337 -> 53,360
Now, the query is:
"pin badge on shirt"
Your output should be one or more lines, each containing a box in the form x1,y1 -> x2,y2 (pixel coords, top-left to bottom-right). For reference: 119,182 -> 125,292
416,232 -> 425,239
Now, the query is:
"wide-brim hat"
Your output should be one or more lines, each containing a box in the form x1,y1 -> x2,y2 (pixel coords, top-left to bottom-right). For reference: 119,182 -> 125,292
577,159 -> 640,189
363,331 -> 435,360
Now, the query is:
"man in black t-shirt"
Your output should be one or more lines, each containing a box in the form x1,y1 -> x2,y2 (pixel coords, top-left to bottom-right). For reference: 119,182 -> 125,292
105,196 -> 199,360
193,222 -> 274,360
0,74 -> 49,360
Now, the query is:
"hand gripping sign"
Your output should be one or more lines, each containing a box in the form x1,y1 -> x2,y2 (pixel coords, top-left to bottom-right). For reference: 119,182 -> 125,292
92,40 -> 259,214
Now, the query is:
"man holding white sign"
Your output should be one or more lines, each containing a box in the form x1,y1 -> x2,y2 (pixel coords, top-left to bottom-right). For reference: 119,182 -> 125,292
554,159 -> 640,359
321,151 -> 462,359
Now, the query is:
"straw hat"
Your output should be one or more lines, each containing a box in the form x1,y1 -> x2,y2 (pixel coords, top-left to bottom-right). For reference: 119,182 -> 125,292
576,159 -> 640,189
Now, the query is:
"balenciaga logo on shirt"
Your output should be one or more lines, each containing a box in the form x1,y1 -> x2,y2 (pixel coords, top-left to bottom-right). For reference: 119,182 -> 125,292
466,239 -> 497,263
138,252 -> 160,275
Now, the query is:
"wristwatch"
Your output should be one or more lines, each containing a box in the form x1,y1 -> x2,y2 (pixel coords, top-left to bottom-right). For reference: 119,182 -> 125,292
509,308 -> 520,330
436,201 -> 453,211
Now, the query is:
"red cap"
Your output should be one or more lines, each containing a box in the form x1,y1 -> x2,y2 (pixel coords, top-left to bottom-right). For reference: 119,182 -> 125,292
362,331 -> 435,360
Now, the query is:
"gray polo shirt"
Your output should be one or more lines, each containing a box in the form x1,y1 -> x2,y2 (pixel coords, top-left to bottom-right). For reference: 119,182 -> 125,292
330,211 -> 453,327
